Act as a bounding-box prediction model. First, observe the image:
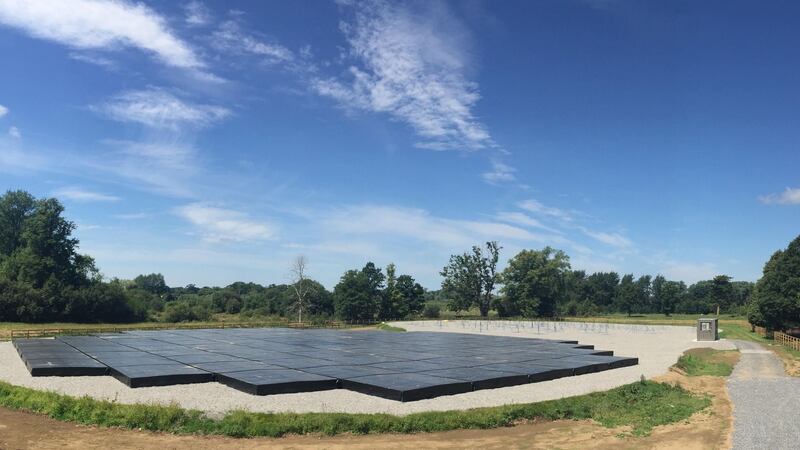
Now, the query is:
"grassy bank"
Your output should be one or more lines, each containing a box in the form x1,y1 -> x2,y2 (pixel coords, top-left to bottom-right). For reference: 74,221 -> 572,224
675,349 -> 740,377
0,379 -> 708,438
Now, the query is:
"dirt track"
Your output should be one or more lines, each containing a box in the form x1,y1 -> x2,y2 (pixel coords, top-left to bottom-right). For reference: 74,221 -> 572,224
0,371 -> 731,450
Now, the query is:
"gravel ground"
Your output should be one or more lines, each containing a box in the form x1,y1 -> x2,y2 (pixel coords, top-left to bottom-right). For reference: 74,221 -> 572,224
0,321 -> 733,416
728,339 -> 800,450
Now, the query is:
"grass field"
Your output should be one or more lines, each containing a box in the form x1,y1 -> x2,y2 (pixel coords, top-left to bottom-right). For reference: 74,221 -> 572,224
0,378 -> 708,438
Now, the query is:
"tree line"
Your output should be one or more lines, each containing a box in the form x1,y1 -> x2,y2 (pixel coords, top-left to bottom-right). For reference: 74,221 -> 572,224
4,190 -> 796,328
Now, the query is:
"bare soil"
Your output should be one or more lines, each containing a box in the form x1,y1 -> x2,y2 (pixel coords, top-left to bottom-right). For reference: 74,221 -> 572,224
0,371 -> 732,450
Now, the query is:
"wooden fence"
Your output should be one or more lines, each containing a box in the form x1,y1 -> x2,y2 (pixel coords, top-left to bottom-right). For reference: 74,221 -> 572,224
774,331 -> 800,352
754,325 -> 769,337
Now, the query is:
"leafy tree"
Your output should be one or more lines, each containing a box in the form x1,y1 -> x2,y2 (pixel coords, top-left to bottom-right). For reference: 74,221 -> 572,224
379,263 -> 425,319
333,262 -> 384,321
710,275 -> 734,313
440,241 -> 500,317
133,273 -> 169,296
651,275 -> 666,314
749,235 -> 800,331
660,280 -> 685,316
615,274 -> 637,316
634,275 -> 652,314
500,247 -> 571,318
585,272 -> 620,311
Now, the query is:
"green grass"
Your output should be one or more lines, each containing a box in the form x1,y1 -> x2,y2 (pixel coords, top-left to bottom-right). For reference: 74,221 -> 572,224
376,323 -> 406,332
0,379 -> 708,438
675,349 -> 739,377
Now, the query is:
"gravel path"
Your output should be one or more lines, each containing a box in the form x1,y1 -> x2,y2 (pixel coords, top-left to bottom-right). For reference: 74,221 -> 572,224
728,339 -> 800,450
0,321 -> 732,415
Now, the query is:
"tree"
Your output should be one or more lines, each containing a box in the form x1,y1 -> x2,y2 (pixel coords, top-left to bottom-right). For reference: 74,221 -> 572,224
379,264 -> 424,319
585,272 -> 620,311
333,262 -> 384,321
651,275 -> 666,314
710,275 -> 734,314
749,235 -> 800,331
289,256 -> 314,323
660,280 -> 685,316
500,247 -> 571,318
440,241 -> 500,317
133,273 -> 168,295
634,275 -> 652,314
615,274 -> 637,316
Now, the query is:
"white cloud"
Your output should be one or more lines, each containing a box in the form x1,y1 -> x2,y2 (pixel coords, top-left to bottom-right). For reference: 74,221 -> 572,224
0,104 -> 7,117
518,199 -> 574,221
312,0 -> 490,151
8,126 -> 20,139
0,0 -> 203,69
184,1 -> 211,27
580,228 -> 633,249
211,20 -> 294,63
325,205 -> 560,248
95,89 -> 230,129
114,212 -> 149,220
69,51 -> 117,69
759,187 -> 800,205
495,212 -> 562,234
482,160 -> 516,184
53,187 -> 119,202
660,262 -> 718,284
175,203 -> 276,242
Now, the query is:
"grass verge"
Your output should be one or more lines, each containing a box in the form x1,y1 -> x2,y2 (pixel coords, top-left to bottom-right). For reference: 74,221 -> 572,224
674,349 -> 740,377
376,323 -> 406,332
0,379 -> 708,438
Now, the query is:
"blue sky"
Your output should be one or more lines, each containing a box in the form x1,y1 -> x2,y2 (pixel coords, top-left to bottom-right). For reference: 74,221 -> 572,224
0,0 -> 798,289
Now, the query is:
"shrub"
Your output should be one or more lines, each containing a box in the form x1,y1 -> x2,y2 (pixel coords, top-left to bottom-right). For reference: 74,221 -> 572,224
422,304 -> 441,318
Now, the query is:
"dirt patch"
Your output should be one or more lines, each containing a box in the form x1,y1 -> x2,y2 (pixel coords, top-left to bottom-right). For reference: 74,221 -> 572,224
0,372 -> 733,450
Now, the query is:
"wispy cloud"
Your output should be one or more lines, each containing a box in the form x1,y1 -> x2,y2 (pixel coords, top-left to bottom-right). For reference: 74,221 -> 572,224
114,212 -> 150,220
68,51 -> 117,69
579,228 -> 633,249
8,126 -> 20,139
92,140 -> 199,197
482,160 -> 516,184
518,199 -> 574,222
759,187 -> 800,205
325,205 -> 561,249
183,1 -> 211,27
0,104 -> 7,118
53,187 -> 119,202
94,89 -> 230,130
0,0 -> 203,69
211,19 -> 294,64
495,212 -> 562,234
175,203 -> 276,242
312,0 -> 490,151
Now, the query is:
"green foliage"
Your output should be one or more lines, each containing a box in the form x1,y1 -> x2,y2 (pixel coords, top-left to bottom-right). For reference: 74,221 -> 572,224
422,303 -> 441,318
379,264 -> 425,319
500,247 -> 571,318
440,241 -> 500,317
334,262 -> 384,321
0,379 -> 708,438
749,235 -> 800,331
0,190 -> 141,323
376,323 -> 406,332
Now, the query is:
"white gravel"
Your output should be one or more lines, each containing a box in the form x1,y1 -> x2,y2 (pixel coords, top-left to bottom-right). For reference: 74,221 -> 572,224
0,320 -> 735,416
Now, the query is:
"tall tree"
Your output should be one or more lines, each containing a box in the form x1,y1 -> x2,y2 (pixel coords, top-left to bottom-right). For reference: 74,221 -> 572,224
500,247 -> 571,318
749,235 -> 800,331
615,274 -> 637,316
710,275 -> 734,314
660,280 -> 685,316
289,256 -> 314,323
651,275 -> 666,314
333,262 -> 385,321
440,241 -> 500,317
